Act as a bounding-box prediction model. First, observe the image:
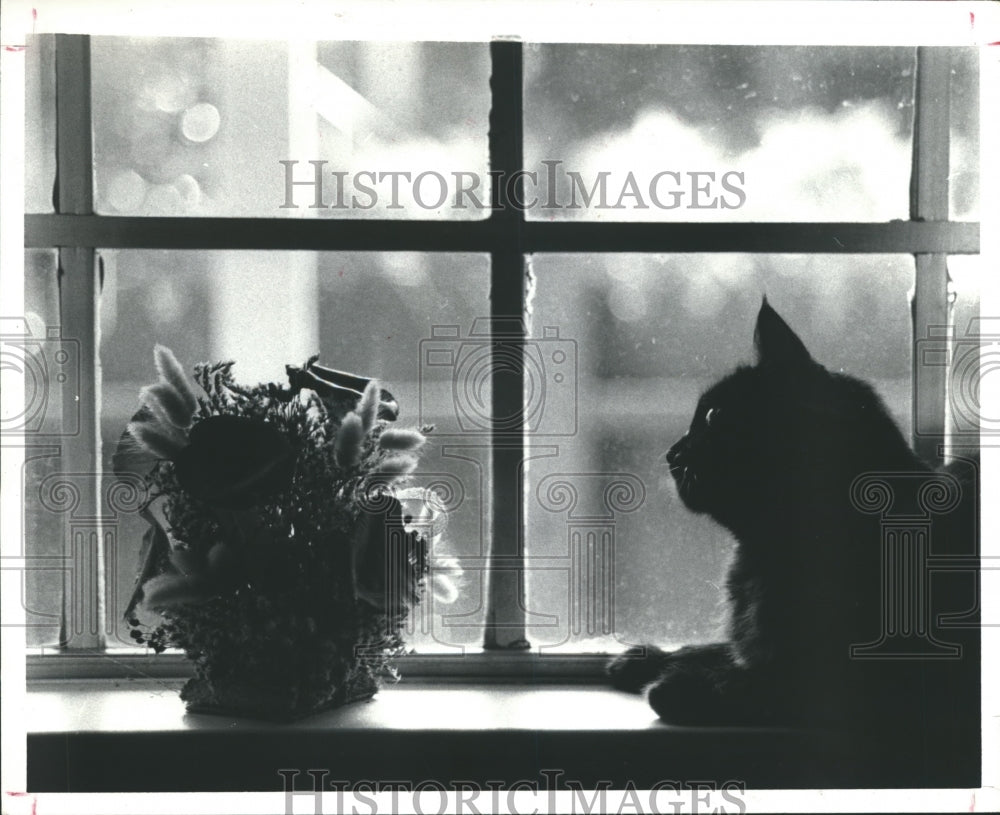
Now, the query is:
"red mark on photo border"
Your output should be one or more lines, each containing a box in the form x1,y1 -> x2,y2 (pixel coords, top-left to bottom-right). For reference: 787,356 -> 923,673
969,10 -> 1000,45
3,8 -> 37,52
5,792 -> 38,815
971,9 -> 1000,44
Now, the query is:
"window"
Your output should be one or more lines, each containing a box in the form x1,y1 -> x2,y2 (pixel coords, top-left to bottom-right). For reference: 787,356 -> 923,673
19,36 -> 981,670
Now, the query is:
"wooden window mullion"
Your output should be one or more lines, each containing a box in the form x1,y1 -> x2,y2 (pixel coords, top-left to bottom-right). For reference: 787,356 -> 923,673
54,34 -> 104,650
910,46 -> 953,467
484,41 -> 530,650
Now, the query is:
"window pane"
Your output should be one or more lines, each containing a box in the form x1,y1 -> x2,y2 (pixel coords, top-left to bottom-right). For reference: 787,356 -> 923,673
100,250 -> 490,648
524,45 -> 916,222
21,249 -> 63,646
25,34 -> 56,213
525,254 -> 914,650
950,48 -> 979,221
91,38 -> 490,219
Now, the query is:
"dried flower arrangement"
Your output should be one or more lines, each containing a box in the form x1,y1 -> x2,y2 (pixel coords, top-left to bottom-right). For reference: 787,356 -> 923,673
114,346 -> 439,720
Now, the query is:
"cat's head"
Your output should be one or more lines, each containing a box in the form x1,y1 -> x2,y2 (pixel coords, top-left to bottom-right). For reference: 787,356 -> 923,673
666,299 -> 910,532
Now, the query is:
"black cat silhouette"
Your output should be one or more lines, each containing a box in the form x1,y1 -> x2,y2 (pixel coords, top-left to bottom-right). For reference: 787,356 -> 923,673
608,301 -> 979,757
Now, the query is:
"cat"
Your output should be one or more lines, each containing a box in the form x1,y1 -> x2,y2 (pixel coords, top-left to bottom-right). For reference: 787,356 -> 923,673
608,300 -> 979,755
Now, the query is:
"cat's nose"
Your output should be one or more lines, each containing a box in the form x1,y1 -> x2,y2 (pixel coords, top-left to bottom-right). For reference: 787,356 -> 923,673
666,434 -> 688,465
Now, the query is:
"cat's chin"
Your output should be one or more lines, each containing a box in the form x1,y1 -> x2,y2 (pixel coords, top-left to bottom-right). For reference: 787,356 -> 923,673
672,467 -> 711,514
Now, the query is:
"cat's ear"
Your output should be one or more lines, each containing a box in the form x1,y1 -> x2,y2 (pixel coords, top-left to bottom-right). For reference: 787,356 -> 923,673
754,299 -> 812,369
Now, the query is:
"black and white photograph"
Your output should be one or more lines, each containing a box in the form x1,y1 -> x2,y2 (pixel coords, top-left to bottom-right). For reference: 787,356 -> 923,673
1,1 -> 997,813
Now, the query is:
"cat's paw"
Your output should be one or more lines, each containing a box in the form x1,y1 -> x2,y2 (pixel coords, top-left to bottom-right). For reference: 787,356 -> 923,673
646,657 -> 760,726
607,645 -> 672,693
647,667 -> 723,724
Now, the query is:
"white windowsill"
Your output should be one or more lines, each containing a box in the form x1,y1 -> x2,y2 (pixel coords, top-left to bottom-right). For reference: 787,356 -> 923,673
25,677 -> 820,791
27,678 -> 672,734
25,676 -> 977,792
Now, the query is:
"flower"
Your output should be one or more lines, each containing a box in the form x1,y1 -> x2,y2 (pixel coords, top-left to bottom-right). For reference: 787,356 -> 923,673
153,344 -> 200,420
334,413 -> 366,469
286,356 -> 399,421
351,496 -> 426,613
141,542 -> 239,609
377,428 -> 426,452
120,346 -> 444,719
174,415 -> 296,509
113,345 -> 199,475
126,409 -> 187,461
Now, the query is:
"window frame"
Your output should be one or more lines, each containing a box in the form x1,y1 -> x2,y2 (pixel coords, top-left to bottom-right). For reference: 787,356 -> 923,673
23,36 -> 980,677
